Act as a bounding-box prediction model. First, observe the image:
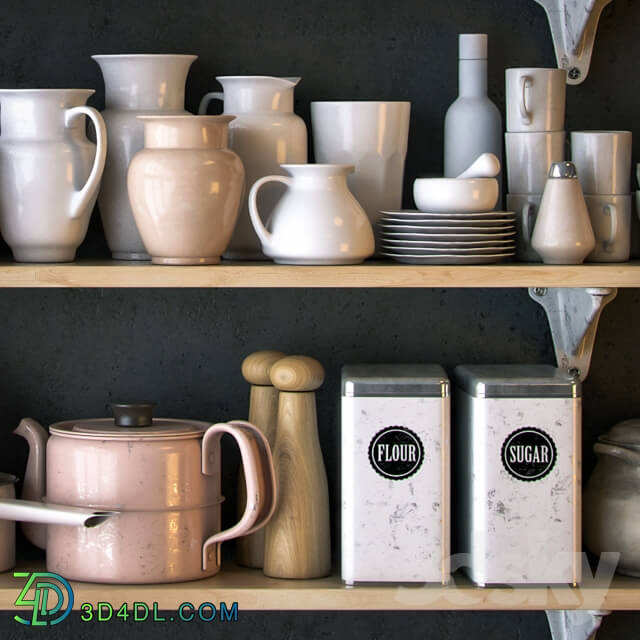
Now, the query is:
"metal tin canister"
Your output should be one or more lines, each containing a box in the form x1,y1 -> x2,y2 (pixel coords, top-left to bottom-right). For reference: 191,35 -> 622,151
341,364 -> 450,585
453,364 -> 581,586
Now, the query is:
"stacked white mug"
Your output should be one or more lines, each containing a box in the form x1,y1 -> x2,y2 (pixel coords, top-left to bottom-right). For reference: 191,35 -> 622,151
505,68 -> 567,262
571,131 -> 633,262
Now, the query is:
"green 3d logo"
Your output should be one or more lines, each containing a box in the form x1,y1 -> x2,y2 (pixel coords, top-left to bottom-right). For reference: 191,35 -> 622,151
14,572 -> 74,626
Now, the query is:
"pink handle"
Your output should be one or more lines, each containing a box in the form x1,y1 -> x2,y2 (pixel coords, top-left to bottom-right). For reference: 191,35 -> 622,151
200,420 -> 276,571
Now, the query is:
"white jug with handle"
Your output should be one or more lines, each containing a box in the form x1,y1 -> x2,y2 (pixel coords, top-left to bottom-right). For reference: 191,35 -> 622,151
199,76 -> 307,260
248,164 -> 374,265
0,89 -> 107,262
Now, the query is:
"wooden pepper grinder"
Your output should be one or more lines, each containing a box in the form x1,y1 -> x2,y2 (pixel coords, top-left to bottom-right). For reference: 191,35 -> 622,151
263,355 -> 331,579
236,350 -> 286,568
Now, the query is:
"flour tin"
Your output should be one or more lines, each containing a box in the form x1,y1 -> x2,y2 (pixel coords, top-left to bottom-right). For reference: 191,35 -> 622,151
341,364 -> 450,585
453,364 -> 581,586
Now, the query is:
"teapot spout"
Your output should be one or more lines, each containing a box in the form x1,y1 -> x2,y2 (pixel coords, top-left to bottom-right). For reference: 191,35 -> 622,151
14,418 -> 49,549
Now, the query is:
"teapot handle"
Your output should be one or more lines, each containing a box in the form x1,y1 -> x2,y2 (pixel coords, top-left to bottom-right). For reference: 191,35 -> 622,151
248,175 -> 293,250
64,106 -> 107,220
201,420 -> 276,572
594,442 -> 640,466
198,91 -> 224,115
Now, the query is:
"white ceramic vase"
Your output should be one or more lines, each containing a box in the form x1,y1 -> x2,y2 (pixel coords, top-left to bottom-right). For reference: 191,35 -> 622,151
93,54 -> 197,260
248,164 -> 374,265
199,76 -> 308,260
0,89 -> 107,262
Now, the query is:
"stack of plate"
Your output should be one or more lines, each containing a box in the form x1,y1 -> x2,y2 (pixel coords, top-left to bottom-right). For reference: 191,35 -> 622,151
378,210 -> 516,264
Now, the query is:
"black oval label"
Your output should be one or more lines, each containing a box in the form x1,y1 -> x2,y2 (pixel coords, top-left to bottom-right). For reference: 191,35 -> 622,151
368,426 -> 424,480
501,427 -> 557,482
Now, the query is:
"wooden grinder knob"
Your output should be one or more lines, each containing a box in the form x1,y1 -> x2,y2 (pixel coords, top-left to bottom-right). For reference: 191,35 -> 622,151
270,355 -> 325,392
242,350 -> 287,386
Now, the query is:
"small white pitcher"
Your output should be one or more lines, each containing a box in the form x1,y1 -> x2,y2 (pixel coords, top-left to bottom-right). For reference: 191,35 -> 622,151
248,164 -> 374,265
0,89 -> 107,262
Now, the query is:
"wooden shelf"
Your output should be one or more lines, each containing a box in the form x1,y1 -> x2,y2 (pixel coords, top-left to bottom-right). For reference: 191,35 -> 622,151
0,260 -> 639,288
1,561 -> 638,611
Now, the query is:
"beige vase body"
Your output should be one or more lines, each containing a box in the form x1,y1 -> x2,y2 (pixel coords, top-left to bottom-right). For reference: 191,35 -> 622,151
127,115 -> 245,265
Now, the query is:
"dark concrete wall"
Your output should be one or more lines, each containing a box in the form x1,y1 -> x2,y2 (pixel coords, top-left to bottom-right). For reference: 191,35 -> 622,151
0,0 -> 639,638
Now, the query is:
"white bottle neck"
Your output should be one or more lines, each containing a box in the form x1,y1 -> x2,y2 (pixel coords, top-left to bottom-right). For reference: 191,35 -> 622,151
458,59 -> 487,97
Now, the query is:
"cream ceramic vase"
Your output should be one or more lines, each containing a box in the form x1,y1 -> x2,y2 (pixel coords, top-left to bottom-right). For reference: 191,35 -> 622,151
93,54 -> 197,260
530,161 -> 596,264
127,115 -> 245,265
198,76 -> 308,259
248,164 -> 374,265
0,89 -> 107,262
584,419 -> 640,577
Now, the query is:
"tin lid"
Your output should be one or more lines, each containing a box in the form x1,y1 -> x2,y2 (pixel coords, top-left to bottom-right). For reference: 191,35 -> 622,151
49,403 -> 210,440
342,364 -> 449,397
454,364 -> 581,398
598,419 -> 640,447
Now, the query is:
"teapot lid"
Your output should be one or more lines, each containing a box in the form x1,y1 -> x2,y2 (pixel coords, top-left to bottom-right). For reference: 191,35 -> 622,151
49,404 -> 210,440
598,419 -> 640,447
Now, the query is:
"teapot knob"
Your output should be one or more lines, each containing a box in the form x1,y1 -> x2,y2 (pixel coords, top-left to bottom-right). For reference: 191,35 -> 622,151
110,403 -> 155,427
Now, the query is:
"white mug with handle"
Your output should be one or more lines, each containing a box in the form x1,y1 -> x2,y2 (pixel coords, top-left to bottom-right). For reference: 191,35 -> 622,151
584,194 -> 631,263
505,68 -> 566,132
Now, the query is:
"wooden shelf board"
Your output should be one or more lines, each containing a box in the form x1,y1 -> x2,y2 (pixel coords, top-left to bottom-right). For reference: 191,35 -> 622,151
0,562 -> 638,611
0,260 -> 639,288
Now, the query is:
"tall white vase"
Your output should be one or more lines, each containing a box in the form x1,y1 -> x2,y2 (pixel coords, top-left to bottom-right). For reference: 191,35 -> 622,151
199,76 -> 307,260
0,89 -> 107,262
93,54 -> 197,260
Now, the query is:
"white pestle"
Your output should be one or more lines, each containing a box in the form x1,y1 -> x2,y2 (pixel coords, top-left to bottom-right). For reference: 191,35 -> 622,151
456,152 -> 501,179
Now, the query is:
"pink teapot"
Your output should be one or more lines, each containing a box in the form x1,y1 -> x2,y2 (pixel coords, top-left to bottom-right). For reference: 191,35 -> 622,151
13,403 -> 276,583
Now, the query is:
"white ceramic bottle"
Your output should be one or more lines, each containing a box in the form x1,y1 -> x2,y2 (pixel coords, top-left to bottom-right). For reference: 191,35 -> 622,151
444,34 -> 503,199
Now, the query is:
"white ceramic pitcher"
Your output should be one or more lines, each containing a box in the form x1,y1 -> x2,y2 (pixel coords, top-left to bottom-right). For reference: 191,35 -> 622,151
248,164 -> 374,265
93,54 -> 197,260
0,89 -> 107,262
199,76 -> 307,260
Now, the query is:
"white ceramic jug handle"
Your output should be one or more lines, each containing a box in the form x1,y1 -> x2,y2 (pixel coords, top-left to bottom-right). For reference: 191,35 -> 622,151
519,75 -> 532,125
248,175 -> 293,251
521,202 -> 537,244
198,91 -> 224,115
64,106 -> 107,220
603,204 -> 618,251
200,421 -> 276,571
